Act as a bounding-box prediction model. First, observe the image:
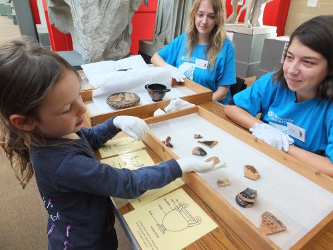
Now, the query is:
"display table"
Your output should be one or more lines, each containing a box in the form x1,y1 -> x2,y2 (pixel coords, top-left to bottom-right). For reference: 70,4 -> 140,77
83,101 -> 333,250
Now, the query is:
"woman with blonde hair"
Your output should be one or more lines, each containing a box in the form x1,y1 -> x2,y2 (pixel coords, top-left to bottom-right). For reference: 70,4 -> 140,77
151,0 -> 236,105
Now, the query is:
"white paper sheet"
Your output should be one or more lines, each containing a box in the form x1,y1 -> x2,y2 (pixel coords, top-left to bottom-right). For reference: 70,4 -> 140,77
81,55 -> 149,87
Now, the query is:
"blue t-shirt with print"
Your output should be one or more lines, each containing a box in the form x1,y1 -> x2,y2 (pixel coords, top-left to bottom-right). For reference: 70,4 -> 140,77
233,72 -> 333,161
158,33 -> 236,105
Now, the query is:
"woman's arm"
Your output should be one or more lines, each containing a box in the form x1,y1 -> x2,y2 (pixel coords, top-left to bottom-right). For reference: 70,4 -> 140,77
151,52 -> 168,67
287,145 -> 333,177
212,86 -> 229,102
224,103 -> 263,130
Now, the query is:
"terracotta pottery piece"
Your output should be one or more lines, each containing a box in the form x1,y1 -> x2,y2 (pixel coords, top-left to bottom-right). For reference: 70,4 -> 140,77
237,187 -> 258,203
198,140 -> 218,148
235,195 -> 253,208
217,178 -> 230,187
162,136 -> 173,148
244,164 -> 260,180
205,156 -> 220,164
259,211 -> 287,235
194,134 -> 203,139
192,147 -> 207,156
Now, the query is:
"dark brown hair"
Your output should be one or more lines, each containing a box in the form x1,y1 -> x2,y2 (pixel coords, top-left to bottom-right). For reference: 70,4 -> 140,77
0,38 -> 79,188
273,15 -> 333,101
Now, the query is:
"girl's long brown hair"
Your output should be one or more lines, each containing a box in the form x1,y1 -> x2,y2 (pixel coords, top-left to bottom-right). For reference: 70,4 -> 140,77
0,38 -> 79,188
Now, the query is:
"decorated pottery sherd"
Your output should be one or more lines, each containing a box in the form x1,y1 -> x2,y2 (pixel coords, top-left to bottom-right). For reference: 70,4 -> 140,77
217,178 -> 230,187
192,147 -> 207,156
205,156 -> 220,164
198,140 -> 218,148
259,211 -> 287,235
237,187 -> 258,203
162,136 -> 173,148
194,134 -> 203,139
244,165 -> 260,180
235,195 -> 254,208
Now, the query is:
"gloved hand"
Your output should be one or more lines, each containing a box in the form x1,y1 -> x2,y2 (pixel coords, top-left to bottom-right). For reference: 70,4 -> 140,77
113,116 -> 149,141
177,157 -> 226,173
249,123 -> 294,151
165,64 -> 186,82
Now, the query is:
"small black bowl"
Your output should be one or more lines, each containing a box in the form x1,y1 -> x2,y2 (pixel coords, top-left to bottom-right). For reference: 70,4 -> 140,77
145,83 -> 171,102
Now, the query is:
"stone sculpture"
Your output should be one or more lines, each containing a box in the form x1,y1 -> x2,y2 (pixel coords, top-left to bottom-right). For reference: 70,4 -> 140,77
47,0 -> 148,63
227,0 -> 273,28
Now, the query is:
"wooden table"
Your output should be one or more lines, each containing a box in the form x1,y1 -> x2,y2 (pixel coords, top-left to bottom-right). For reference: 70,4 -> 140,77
84,101 -> 333,250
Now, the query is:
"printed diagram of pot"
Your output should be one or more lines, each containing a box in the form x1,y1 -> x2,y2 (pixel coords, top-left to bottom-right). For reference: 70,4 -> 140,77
151,199 -> 202,234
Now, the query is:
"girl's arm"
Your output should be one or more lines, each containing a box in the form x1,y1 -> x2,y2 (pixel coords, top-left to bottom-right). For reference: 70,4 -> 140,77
151,52 -> 168,67
224,103 -> 263,130
287,145 -> 333,177
213,86 -> 229,102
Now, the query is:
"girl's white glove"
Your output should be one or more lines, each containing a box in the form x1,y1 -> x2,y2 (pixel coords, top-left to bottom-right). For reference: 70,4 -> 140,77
165,64 -> 185,82
113,116 -> 149,141
249,123 -> 294,151
177,157 -> 226,173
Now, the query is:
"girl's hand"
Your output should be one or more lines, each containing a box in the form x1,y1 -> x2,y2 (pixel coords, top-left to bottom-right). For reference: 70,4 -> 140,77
113,116 -> 149,141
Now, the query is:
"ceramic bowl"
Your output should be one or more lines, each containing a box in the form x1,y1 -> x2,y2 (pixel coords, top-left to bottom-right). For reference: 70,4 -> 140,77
145,83 -> 171,102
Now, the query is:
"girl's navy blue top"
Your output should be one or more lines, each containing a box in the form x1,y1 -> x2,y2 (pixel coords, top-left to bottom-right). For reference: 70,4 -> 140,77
31,118 -> 182,249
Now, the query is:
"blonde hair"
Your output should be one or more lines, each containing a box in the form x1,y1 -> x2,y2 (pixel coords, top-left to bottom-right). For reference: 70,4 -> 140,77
0,38 -> 80,188
186,0 -> 227,70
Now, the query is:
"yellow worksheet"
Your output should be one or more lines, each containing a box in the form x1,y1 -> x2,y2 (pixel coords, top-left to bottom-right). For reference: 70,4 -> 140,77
100,149 -> 154,169
124,188 -> 218,250
129,178 -> 184,209
98,136 -> 145,158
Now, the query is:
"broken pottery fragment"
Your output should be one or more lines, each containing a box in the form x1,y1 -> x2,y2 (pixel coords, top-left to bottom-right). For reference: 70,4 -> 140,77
235,195 -> 254,208
162,136 -> 173,148
217,178 -> 230,187
192,147 -> 207,156
260,211 -> 287,235
205,156 -> 220,164
198,140 -> 218,148
244,164 -> 260,180
237,187 -> 258,203
194,134 -> 203,139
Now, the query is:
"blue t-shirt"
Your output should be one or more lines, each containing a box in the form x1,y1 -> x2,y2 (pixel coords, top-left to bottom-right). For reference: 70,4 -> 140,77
158,33 -> 236,105
233,72 -> 333,161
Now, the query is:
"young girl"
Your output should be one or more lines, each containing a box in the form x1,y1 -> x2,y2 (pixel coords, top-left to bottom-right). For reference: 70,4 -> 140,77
0,39 -> 223,249
151,0 -> 236,105
225,15 -> 333,177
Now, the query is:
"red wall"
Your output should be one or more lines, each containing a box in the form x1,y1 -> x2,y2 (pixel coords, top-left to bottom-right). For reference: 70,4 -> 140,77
130,0 -> 158,54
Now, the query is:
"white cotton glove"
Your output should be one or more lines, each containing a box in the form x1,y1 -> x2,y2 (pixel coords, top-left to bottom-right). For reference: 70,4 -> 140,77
249,123 -> 294,152
113,116 -> 149,141
165,64 -> 186,82
177,157 -> 226,173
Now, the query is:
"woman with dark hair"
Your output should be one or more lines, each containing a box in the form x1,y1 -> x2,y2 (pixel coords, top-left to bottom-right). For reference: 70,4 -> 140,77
151,0 -> 236,105
225,15 -> 333,177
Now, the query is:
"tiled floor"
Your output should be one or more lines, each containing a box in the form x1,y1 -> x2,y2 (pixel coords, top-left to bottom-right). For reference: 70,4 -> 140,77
0,14 -> 21,45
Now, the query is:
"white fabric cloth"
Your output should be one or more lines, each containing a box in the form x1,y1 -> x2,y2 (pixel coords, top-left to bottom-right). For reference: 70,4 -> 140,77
164,98 -> 195,113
